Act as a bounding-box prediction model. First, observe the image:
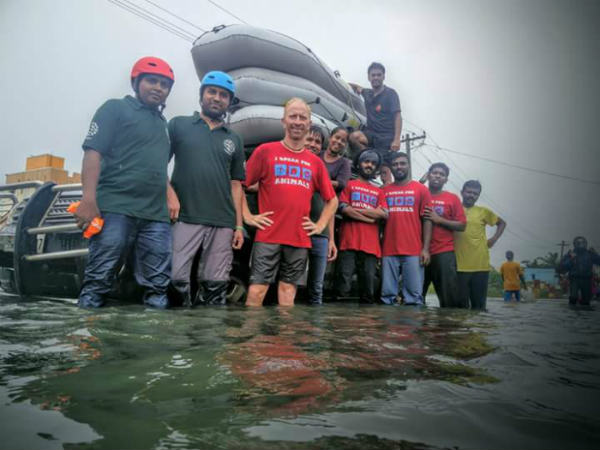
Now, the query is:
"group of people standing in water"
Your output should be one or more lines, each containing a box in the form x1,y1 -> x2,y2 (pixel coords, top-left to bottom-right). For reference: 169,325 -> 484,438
75,56 -> 512,310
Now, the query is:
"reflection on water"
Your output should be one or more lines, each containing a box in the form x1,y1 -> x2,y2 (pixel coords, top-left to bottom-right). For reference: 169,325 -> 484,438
1,294 -> 599,449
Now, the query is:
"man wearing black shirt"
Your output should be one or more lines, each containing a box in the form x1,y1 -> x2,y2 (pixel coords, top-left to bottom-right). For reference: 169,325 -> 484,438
349,62 -> 403,154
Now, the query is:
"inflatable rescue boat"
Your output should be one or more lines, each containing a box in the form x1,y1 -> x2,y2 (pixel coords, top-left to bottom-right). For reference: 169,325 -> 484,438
191,24 -> 365,132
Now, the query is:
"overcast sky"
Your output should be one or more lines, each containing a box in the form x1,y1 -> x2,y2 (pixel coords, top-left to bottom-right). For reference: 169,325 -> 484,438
1,0 -> 598,266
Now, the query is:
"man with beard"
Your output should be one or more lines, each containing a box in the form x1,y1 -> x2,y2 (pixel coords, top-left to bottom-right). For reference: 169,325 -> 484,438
454,180 -> 506,310
335,150 -> 388,303
557,236 -> 600,305
381,152 -> 432,305
421,163 -> 466,307
305,125 -> 337,305
76,57 -> 175,309
167,71 -> 245,306
243,98 -> 337,306
349,62 -> 402,154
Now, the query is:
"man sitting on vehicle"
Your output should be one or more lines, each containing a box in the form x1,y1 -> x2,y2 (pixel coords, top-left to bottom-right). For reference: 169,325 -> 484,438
349,62 -> 402,154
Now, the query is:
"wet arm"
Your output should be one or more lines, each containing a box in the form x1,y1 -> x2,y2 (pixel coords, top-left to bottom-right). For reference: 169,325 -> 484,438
75,150 -> 102,227
166,181 -> 179,221
436,216 -> 466,232
341,205 -> 375,223
519,273 -> 527,288
231,180 -> 243,229
242,193 -> 273,230
360,207 -> 388,220
423,206 -> 465,231
348,82 -> 363,95
393,112 -> 403,144
81,150 -> 101,204
557,254 -> 573,273
420,219 -> 433,265
315,196 -> 339,234
488,217 -> 506,248
422,219 -> 433,252
327,217 -> 337,261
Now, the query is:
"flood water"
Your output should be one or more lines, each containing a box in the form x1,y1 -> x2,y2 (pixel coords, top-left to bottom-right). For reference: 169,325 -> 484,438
1,293 -> 599,450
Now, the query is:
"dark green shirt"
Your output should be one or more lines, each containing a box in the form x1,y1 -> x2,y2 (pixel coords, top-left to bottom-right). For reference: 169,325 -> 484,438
168,112 -> 245,228
82,95 -> 170,222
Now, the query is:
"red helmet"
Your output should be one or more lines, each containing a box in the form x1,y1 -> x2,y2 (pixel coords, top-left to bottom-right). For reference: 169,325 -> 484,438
130,56 -> 175,84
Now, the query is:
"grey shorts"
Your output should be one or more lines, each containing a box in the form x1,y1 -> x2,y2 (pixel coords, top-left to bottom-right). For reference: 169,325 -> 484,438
171,222 -> 233,282
249,242 -> 309,285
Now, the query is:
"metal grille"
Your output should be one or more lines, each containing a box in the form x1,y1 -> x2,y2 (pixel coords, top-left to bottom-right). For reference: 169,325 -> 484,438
41,189 -> 83,226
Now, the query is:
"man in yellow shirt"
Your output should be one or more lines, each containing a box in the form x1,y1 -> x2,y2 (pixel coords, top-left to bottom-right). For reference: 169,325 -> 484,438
500,251 -> 527,301
454,180 -> 506,309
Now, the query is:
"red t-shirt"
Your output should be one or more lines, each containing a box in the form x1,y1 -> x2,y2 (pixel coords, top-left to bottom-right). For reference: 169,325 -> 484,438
339,179 -> 387,257
429,190 -> 466,255
245,141 -> 335,248
382,181 -> 432,257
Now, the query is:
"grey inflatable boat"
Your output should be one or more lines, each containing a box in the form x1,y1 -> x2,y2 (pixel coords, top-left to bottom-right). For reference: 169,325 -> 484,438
227,105 -> 337,146
230,67 -> 365,128
191,24 -> 365,117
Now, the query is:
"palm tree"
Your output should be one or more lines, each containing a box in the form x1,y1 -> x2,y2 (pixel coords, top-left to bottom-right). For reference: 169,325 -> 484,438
522,252 -> 560,268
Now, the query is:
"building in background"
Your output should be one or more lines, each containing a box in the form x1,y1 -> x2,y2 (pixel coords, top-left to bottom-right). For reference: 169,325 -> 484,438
2,154 -> 81,204
6,154 -> 81,185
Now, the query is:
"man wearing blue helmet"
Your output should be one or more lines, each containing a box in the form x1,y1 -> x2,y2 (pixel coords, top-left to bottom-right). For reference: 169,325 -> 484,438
167,71 -> 245,306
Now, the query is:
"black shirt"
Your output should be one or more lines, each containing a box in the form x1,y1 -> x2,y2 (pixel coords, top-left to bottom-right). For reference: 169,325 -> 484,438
82,95 -> 170,222
169,112 -> 245,228
362,86 -> 401,139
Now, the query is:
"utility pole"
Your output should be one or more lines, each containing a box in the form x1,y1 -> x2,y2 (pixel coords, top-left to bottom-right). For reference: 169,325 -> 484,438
557,240 -> 568,259
401,132 -> 426,179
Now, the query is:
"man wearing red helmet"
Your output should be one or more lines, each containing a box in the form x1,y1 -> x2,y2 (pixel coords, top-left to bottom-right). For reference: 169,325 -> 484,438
75,56 -> 175,308
167,71 -> 245,306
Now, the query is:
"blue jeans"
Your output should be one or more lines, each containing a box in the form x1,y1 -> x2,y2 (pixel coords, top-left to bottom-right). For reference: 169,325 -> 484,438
381,255 -> 424,305
504,290 -> 521,301
79,213 -> 172,309
307,235 -> 329,304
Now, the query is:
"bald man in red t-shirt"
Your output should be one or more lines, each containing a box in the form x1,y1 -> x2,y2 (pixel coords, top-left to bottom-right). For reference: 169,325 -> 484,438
243,98 -> 337,306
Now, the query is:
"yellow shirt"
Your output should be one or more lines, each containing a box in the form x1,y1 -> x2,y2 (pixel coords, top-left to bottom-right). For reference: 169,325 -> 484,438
500,261 -> 524,290
455,205 -> 499,272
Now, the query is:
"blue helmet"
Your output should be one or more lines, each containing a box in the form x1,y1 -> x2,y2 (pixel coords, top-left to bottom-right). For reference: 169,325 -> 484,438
201,70 -> 235,97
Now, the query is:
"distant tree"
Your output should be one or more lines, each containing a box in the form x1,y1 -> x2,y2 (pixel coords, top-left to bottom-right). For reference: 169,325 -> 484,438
523,252 -> 559,269
537,252 -> 560,268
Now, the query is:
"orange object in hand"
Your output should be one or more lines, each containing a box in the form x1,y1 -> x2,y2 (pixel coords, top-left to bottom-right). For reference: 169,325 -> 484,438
67,201 -> 104,239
